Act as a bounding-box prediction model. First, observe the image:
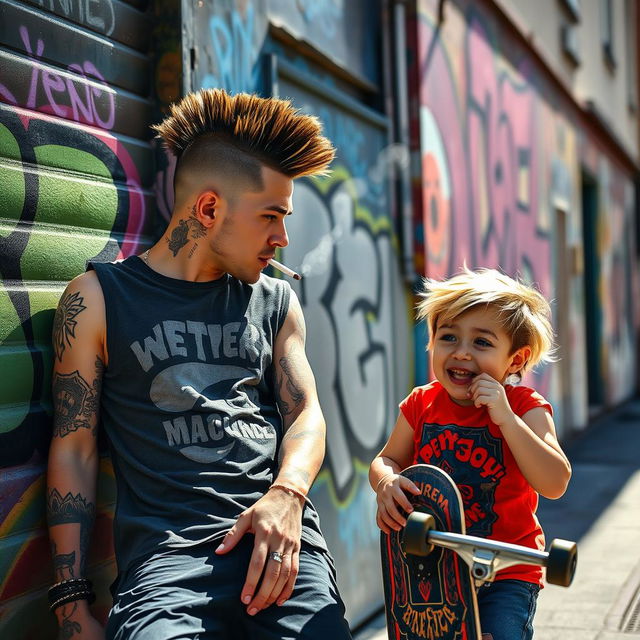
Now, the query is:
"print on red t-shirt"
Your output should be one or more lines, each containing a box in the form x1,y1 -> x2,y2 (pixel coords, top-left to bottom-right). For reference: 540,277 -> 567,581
417,422 -> 504,537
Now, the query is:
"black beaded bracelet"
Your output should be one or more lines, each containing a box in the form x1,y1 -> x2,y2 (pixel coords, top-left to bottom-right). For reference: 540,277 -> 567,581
50,589 -> 96,612
48,578 -> 95,610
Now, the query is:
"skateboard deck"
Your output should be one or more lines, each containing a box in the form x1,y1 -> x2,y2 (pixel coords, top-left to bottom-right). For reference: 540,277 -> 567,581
380,464 -> 482,640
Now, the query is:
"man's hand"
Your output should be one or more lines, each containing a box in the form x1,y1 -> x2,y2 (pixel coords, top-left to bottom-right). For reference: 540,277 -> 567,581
55,600 -> 105,640
468,373 -> 515,427
215,487 -> 304,615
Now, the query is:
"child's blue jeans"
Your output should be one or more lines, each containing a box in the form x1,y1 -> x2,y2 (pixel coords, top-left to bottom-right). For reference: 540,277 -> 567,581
477,579 -> 540,640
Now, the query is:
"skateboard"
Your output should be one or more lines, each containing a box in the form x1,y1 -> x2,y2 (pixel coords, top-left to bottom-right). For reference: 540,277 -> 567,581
380,464 -> 577,640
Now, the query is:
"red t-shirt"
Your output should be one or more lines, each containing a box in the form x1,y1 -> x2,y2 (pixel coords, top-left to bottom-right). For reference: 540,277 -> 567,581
400,381 -> 552,585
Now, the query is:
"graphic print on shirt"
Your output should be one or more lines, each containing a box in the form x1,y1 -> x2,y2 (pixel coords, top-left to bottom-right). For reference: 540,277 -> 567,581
129,319 -> 276,464
417,423 -> 505,536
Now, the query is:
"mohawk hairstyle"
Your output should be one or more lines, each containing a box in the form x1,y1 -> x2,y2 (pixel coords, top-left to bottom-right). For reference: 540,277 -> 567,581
417,266 -> 556,377
152,89 -> 335,178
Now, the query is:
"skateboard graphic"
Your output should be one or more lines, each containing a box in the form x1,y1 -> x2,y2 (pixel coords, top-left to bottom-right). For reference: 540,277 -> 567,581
380,464 -> 577,640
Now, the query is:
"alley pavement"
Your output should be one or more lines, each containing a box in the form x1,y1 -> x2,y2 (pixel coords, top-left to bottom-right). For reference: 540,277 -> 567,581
353,396 -> 640,640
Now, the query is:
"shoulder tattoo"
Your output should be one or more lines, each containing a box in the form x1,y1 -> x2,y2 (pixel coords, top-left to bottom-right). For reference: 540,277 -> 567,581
53,291 -> 87,362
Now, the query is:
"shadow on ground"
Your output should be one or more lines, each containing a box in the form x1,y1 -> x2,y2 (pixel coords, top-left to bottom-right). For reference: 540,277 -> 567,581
537,398 -> 640,544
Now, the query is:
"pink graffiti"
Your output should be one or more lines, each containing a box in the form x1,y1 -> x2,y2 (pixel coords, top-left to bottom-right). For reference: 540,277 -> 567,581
0,26 -> 115,130
415,10 -> 552,394
467,18 -> 543,280
417,12 -> 550,290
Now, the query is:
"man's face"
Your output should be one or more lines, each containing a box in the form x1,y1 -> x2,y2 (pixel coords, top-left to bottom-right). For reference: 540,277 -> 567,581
209,165 -> 293,283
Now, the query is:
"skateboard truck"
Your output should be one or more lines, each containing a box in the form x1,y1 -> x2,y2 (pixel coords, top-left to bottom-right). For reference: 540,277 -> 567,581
403,512 -> 578,588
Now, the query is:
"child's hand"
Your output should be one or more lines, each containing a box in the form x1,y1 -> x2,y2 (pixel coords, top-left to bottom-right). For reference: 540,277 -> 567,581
375,474 -> 421,534
468,373 -> 516,427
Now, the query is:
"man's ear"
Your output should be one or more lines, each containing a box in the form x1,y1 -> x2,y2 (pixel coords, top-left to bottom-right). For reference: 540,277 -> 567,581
508,346 -> 532,375
194,190 -> 219,227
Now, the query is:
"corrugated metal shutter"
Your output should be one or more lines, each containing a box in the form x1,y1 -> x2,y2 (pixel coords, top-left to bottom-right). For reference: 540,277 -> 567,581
0,0 -> 156,634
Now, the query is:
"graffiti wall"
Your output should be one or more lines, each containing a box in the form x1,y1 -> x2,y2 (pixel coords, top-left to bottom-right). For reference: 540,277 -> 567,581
581,140 -> 639,406
409,0 -> 638,432
0,0 -> 158,635
185,0 -> 411,626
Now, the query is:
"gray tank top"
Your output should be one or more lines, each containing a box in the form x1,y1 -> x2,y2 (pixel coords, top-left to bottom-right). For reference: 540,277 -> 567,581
91,256 -> 327,574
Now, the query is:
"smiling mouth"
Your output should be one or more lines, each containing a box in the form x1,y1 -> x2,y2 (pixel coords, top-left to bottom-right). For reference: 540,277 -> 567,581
447,368 -> 476,385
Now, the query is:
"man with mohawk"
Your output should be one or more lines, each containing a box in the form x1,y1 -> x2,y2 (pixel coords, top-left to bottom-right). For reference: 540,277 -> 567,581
47,89 -> 352,639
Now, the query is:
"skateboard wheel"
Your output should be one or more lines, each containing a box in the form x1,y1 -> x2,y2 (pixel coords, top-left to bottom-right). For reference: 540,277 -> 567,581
546,539 -> 577,587
402,512 -> 435,556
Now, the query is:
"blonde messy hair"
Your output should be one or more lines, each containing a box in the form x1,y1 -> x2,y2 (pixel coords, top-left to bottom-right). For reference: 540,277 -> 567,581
152,89 -> 335,179
417,267 -> 555,377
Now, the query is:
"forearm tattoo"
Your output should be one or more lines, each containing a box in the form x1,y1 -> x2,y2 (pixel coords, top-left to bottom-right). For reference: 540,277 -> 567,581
53,292 -> 87,362
51,544 -> 87,638
59,607 -> 82,639
51,541 -> 77,581
48,489 -> 96,577
166,206 -> 207,257
52,358 -> 103,438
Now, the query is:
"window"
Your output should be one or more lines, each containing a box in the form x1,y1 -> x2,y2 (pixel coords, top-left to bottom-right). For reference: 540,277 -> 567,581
561,0 -> 581,21
561,23 -> 581,65
625,0 -> 638,110
601,0 -> 616,69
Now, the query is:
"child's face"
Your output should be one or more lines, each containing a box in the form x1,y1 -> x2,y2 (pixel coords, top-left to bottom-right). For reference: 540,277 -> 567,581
431,306 -> 529,406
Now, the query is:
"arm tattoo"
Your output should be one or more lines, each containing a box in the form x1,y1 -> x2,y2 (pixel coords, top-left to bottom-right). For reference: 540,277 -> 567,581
166,206 -> 207,256
276,355 -> 305,416
47,489 -> 96,577
53,292 -> 87,362
51,541 -> 76,581
60,610 -> 82,639
52,358 -> 103,438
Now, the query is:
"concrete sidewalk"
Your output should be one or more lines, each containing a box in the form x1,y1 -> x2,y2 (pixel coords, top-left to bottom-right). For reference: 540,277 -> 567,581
353,397 -> 640,640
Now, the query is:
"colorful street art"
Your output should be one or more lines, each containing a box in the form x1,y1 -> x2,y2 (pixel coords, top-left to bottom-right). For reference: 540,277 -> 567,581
410,0 -> 638,424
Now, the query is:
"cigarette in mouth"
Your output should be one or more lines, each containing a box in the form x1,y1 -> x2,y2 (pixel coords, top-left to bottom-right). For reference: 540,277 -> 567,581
268,258 -> 302,280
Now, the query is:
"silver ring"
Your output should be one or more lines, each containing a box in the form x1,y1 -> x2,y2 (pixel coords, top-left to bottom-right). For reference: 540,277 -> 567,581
269,551 -> 283,564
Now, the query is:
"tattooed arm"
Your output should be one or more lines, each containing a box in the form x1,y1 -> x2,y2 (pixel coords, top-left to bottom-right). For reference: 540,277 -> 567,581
47,272 -> 107,639
215,290 -> 326,615
271,289 -> 325,494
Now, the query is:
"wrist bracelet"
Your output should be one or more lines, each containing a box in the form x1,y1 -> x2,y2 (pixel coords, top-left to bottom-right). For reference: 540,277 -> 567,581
50,590 -> 96,613
48,578 -> 95,612
269,483 -> 307,504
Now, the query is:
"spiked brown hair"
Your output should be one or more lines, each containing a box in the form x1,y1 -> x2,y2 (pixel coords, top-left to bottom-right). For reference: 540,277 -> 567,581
152,89 -> 335,179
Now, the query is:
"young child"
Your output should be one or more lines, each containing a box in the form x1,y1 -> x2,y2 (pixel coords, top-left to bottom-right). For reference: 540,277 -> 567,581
370,267 -> 572,640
